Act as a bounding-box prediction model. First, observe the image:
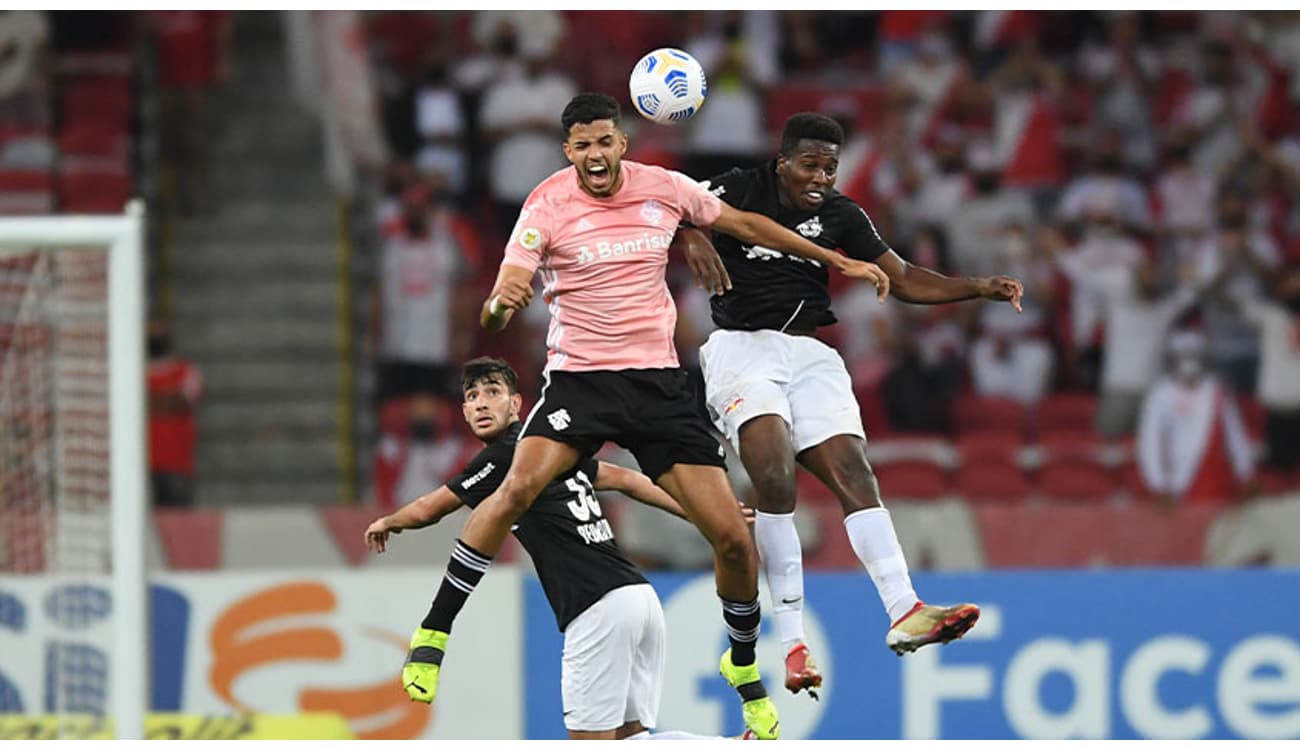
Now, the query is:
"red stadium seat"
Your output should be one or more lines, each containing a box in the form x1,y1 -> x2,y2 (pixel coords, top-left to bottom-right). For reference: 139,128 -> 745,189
1036,392 -> 1097,435
61,77 -> 132,123
57,169 -> 131,213
0,169 -> 53,214
955,430 -> 1024,465
1038,457 -> 1120,503
875,459 -> 950,500
953,461 -> 1031,504
58,121 -> 128,159
952,395 -> 1027,435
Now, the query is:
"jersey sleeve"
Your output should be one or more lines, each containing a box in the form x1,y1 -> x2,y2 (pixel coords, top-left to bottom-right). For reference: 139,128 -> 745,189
447,443 -> 510,507
501,190 -> 554,274
839,200 -> 891,262
699,168 -> 747,208
668,169 -> 723,227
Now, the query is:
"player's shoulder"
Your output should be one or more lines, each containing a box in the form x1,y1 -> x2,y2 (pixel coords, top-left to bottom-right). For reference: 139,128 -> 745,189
823,188 -> 868,219
526,167 -> 579,208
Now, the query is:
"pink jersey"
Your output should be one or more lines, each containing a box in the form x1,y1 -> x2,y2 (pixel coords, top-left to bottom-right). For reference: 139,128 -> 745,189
502,160 -> 723,372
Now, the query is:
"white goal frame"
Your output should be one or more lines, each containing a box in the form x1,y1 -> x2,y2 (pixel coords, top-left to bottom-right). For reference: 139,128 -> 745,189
0,200 -> 148,739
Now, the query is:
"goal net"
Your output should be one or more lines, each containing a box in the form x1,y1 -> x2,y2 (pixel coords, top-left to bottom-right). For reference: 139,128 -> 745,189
0,204 -> 148,739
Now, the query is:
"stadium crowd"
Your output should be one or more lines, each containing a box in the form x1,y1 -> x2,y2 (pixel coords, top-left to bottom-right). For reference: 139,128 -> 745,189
362,10 -> 1300,519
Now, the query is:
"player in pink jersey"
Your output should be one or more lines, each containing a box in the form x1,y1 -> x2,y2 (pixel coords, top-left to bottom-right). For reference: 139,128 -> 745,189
399,93 -> 889,740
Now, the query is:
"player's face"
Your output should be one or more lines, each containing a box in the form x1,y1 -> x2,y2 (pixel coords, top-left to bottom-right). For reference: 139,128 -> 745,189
777,139 -> 839,211
462,377 -> 522,441
563,120 -> 628,198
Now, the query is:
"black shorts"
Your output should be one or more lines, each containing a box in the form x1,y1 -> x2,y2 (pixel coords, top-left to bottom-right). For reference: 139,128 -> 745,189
521,368 -> 727,481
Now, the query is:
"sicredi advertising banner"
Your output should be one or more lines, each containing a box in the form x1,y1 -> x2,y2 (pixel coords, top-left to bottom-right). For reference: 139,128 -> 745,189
1,568 -> 1296,739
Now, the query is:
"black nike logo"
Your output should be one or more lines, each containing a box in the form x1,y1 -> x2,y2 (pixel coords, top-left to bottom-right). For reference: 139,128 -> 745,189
780,596 -> 802,605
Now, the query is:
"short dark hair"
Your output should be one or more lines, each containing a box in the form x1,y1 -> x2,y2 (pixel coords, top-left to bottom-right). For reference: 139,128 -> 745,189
562,92 -> 622,135
780,112 -> 845,156
461,357 -> 518,395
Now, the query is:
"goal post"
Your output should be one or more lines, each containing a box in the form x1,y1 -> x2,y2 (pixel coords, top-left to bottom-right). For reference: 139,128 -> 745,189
0,200 -> 148,739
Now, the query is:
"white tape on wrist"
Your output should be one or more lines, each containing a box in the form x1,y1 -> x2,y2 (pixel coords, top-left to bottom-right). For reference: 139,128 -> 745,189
489,295 -> 504,316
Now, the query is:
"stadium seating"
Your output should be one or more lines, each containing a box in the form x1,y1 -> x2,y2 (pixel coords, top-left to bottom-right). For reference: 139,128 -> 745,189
1034,392 -> 1097,436
952,395 -> 1027,436
953,461 -> 1032,504
874,459 -> 950,501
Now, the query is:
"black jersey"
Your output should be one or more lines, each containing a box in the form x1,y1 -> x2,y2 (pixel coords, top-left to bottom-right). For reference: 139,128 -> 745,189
702,161 -> 890,332
447,422 -> 648,631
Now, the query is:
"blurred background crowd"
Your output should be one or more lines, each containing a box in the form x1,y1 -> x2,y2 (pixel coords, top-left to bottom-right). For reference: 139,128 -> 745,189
2,10 -> 1299,573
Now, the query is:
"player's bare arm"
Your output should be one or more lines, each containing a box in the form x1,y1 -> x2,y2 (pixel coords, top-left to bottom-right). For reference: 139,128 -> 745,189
712,202 -> 891,300
481,263 -> 535,331
674,226 -> 732,296
594,461 -> 689,520
874,249 -> 1023,312
364,485 -> 465,553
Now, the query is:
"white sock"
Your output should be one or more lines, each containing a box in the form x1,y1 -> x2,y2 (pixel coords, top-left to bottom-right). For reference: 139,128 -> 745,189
753,510 -> 805,651
630,730 -> 727,740
844,507 -> 919,623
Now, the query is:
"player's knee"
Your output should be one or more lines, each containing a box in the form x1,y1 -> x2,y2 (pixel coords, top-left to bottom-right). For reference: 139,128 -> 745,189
712,526 -> 756,571
494,475 -> 542,518
748,460 -> 797,512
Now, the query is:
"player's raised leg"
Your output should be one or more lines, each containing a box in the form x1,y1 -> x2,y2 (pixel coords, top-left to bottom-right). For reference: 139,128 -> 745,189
797,435 -> 979,655
736,415 -> 823,699
656,463 -> 779,740
403,435 -> 581,704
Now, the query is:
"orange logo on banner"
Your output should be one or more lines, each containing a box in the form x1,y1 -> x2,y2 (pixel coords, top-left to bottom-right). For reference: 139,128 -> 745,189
208,581 -> 429,739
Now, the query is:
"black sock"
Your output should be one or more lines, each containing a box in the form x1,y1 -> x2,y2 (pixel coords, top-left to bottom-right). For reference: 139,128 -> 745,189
421,539 -> 493,633
721,596 -> 761,667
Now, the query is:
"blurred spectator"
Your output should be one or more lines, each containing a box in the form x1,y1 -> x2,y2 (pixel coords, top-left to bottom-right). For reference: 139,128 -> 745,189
454,10 -> 562,92
683,11 -> 778,180
987,36 -> 1068,198
1154,133 -> 1218,263
478,45 -> 575,238
412,50 -> 469,197
1192,193 -> 1281,391
373,181 -> 480,404
907,125 -> 970,232
969,300 -> 1053,406
943,141 -> 1036,278
1090,260 -> 1201,436
1169,37 -> 1266,180
888,23 -> 969,145
876,10 -> 950,75
1077,11 -> 1160,171
147,318 -> 202,508
1055,192 -> 1146,388
1231,267 -> 1300,472
0,11 -> 50,129
881,306 -> 965,432
372,393 -> 475,510
150,10 -> 231,213
1137,330 -> 1254,506
1058,130 -> 1152,235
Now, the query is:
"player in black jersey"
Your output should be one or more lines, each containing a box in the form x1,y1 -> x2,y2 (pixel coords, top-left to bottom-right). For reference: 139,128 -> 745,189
678,113 -> 1023,697
364,357 -> 752,740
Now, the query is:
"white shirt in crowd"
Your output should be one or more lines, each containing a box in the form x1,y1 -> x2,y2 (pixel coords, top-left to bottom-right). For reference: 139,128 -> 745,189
1237,296 -> 1300,410
1138,375 -> 1254,498
379,212 -> 468,364
1056,229 -> 1144,348
479,69 -> 577,204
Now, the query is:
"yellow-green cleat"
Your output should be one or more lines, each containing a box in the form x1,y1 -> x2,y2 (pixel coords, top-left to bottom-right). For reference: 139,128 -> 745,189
403,628 -> 448,703
719,649 -> 780,740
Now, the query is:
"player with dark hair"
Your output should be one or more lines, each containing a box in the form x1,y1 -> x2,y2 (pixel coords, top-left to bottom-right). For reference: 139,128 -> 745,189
366,357 -> 750,740
399,93 -> 892,741
680,112 -> 1023,698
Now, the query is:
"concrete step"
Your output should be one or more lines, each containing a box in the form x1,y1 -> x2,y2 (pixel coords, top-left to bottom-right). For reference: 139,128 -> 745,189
200,398 -> 337,439
171,316 -> 338,357
196,477 -> 344,508
199,435 -> 339,478
199,358 -> 338,399
171,277 -> 337,318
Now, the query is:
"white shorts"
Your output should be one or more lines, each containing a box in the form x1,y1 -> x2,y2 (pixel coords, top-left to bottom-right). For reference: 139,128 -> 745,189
561,583 -> 665,732
699,328 -> 865,454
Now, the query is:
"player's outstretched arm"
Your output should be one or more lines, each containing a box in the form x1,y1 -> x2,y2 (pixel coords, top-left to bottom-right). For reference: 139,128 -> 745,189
481,264 -> 536,331
595,461 -> 689,520
875,249 -> 1023,311
365,486 -> 465,553
711,203 -> 891,298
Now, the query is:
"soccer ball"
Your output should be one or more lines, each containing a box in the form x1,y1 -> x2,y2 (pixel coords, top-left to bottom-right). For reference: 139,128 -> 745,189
629,48 -> 707,125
